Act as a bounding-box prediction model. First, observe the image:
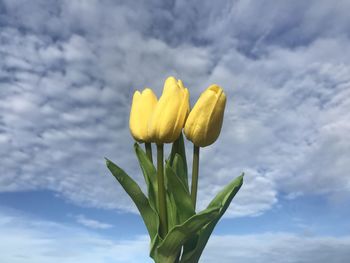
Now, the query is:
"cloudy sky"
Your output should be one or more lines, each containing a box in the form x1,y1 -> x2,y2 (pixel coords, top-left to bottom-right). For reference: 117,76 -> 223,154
1,0 -> 350,262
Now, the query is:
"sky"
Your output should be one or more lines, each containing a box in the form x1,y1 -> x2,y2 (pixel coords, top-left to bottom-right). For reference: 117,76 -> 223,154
0,0 -> 350,262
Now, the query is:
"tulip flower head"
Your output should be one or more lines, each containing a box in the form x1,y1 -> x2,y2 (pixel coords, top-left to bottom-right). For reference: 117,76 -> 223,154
129,88 -> 158,142
184,84 -> 226,147
148,76 -> 190,144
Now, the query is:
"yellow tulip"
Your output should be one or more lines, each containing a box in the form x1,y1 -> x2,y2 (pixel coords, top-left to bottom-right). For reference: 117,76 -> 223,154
184,84 -> 226,147
129,88 -> 158,142
148,76 -> 190,144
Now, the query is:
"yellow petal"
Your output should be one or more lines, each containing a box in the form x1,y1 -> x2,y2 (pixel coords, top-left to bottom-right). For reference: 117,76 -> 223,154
184,84 -> 226,147
129,91 -> 142,141
149,77 -> 190,144
129,88 -> 157,142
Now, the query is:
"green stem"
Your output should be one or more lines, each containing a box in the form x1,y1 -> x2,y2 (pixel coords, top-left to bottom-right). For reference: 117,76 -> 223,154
145,142 -> 153,163
191,145 -> 200,210
157,144 -> 168,237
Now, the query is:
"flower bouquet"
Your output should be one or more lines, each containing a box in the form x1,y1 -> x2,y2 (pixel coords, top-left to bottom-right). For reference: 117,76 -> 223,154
106,76 -> 243,263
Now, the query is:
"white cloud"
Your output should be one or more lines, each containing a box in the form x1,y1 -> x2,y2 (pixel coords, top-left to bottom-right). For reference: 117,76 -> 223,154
202,233 -> 350,263
74,214 -> 113,230
1,209 -> 349,263
0,209 -> 150,263
1,0 -> 350,218
198,37 -> 350,214
196,168 -> 278,217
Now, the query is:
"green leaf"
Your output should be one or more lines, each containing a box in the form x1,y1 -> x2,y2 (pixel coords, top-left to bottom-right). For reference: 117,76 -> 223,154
180,174 -> 244,263
150,234 -> 162,261
134,143 -> 158,212
165,163 -> 194,225
166,190 -> 178,233
105,158 -> 159,239
172,153 -> 189,192
168,132 -> 188,177
156,207 -> 220,263
207,173 -> 244,209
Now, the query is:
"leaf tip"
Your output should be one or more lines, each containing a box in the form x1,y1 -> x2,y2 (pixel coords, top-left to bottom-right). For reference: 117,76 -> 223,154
238,173 -> 244,185
105,157 -> 111,167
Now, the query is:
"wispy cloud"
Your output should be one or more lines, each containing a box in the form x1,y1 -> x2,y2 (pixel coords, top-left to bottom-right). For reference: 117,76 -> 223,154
0,209 -> 149,263
0,0 -> 349,218
203,233 -> 350,263
1,209 -> 349,263
74,214 -> 113,229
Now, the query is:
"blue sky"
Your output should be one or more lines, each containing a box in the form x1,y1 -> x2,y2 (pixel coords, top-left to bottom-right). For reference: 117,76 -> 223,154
1,0 -> 350,262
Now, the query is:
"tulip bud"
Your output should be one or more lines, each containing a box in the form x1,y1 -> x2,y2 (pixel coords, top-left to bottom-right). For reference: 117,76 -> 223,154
184,84 -> 226,147
129,88 -> 158,142
148,76 -> 190,144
